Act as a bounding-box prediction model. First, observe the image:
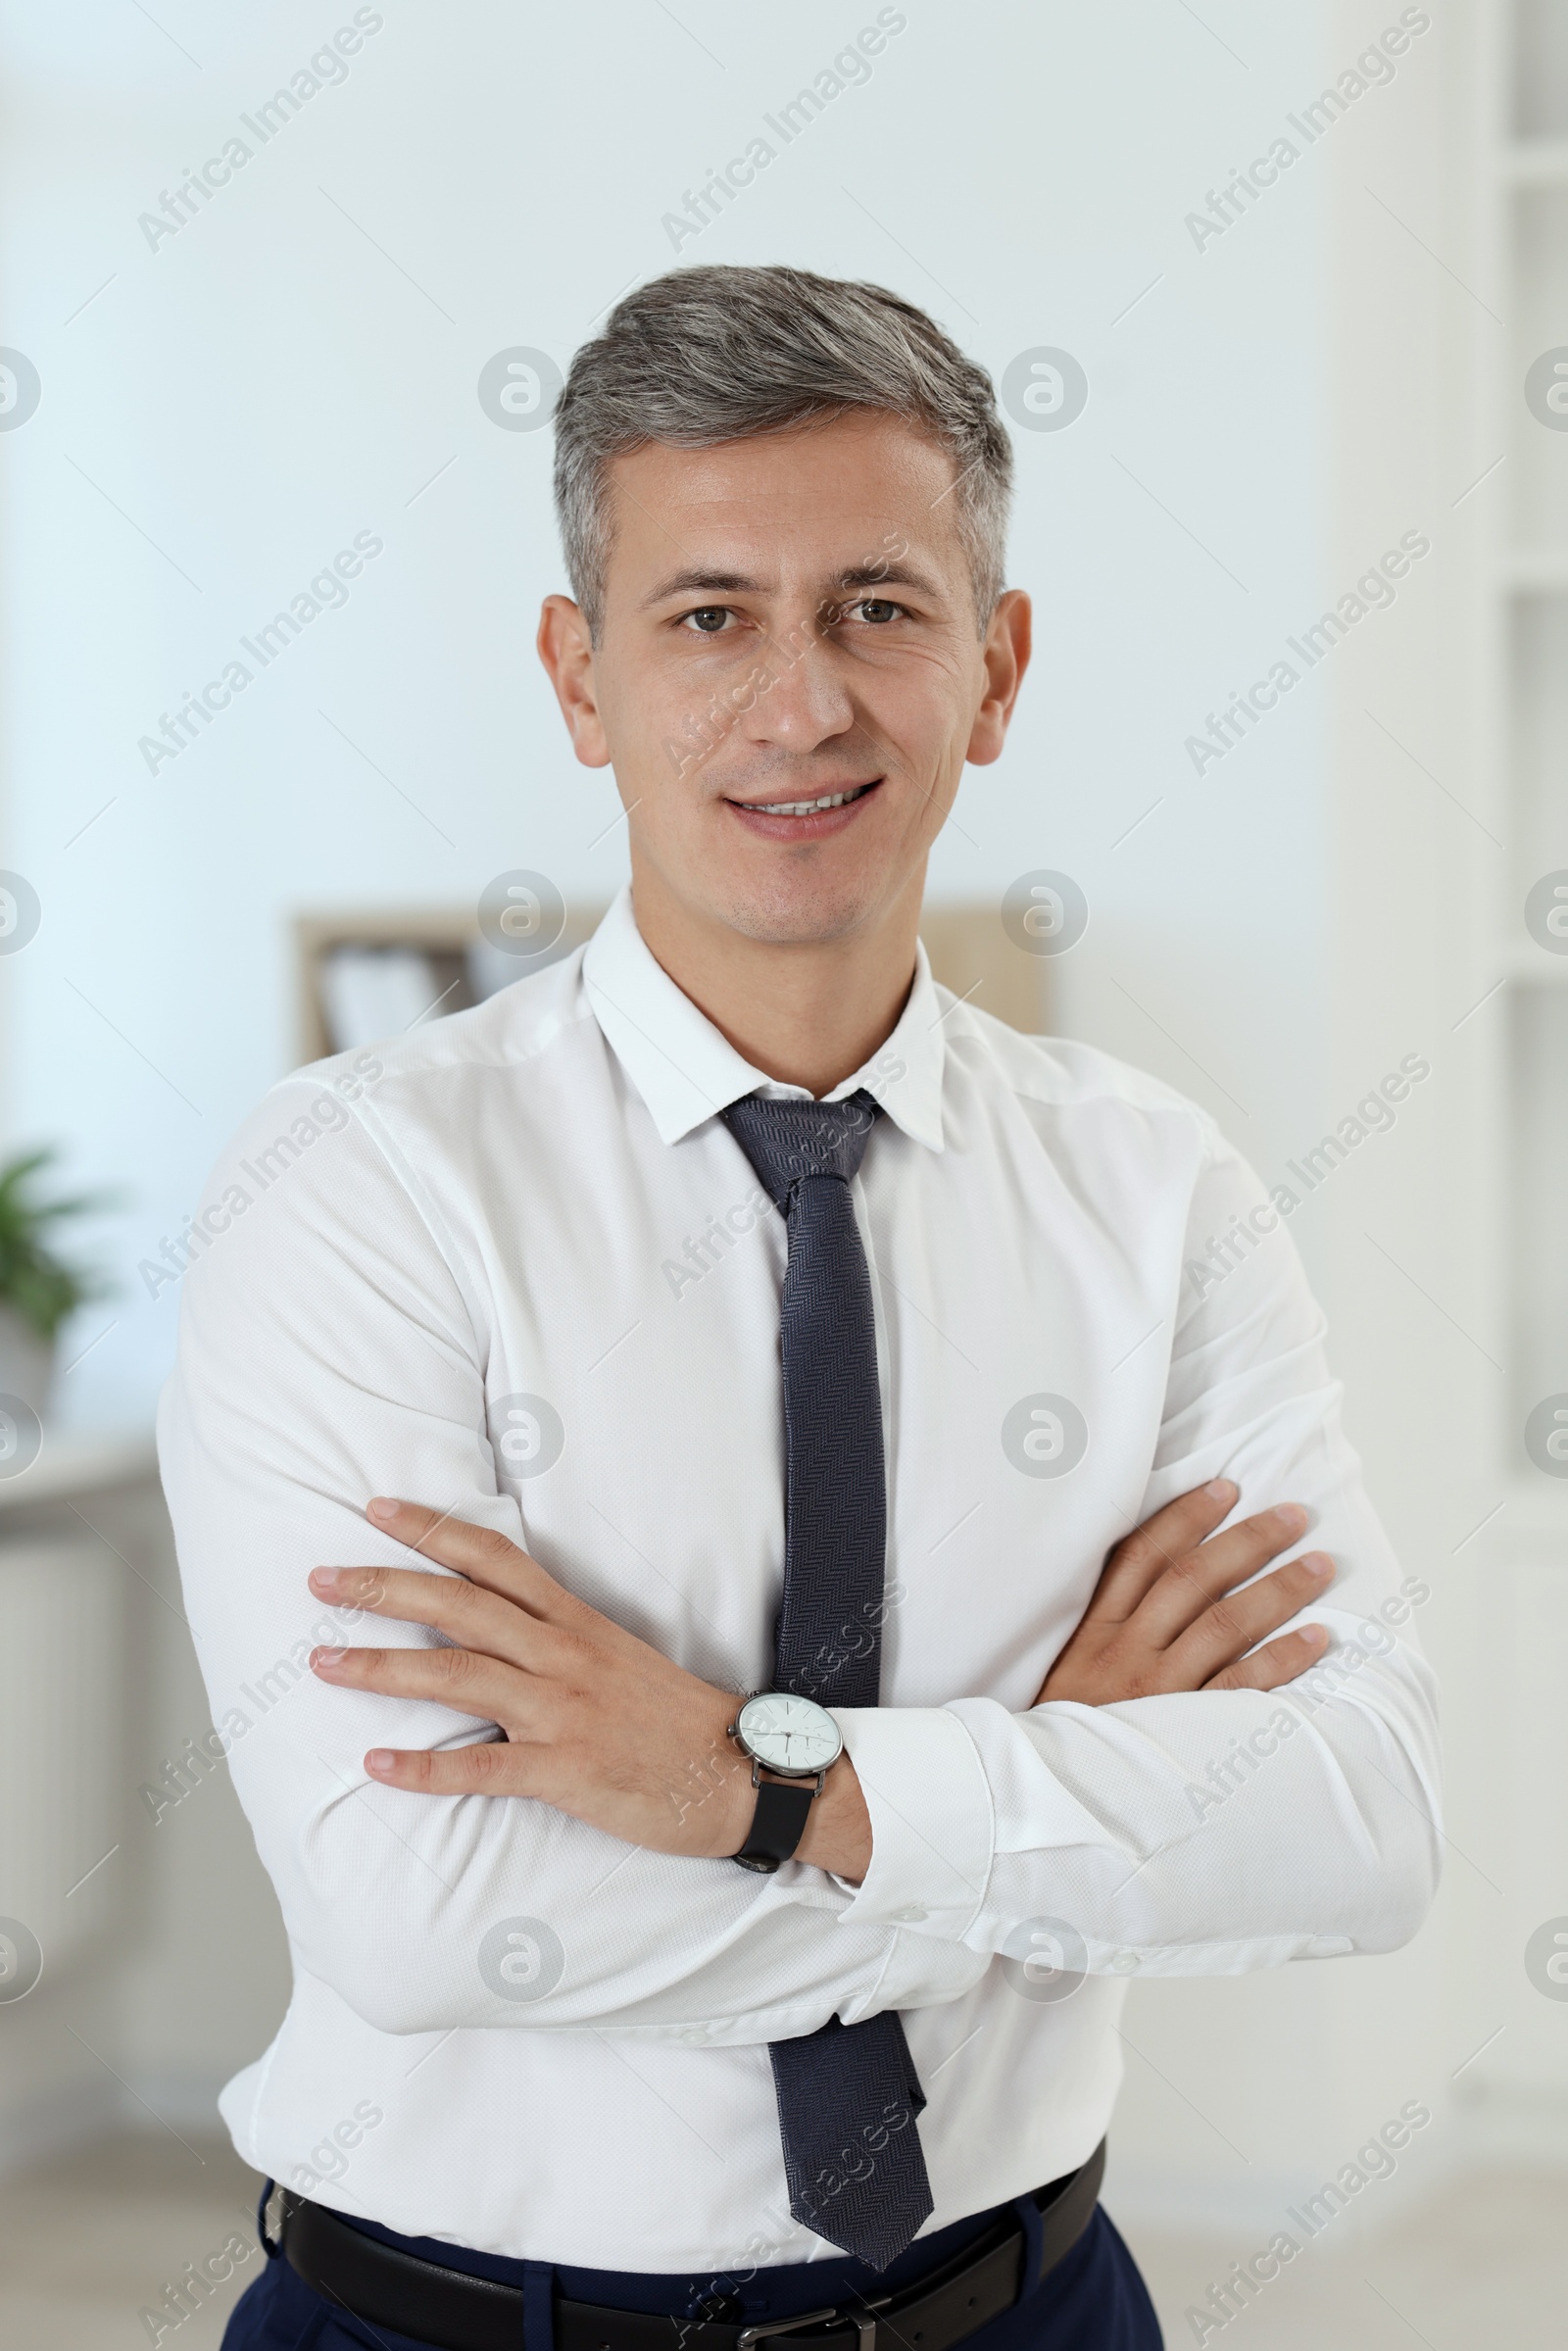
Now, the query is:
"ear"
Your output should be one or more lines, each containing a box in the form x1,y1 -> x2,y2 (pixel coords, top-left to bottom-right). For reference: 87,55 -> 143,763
537,594 -> 612,768
965,589 -> 1032,767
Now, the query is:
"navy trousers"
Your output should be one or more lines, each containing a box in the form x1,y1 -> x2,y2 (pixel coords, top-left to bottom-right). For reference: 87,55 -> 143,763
220,2193 -> 1162,2351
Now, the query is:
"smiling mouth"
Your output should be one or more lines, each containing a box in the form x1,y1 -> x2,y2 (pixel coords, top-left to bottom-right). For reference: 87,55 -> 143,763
729,780 -> 878,817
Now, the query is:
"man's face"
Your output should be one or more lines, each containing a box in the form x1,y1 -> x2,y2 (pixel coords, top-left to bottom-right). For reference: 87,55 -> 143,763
541,411 -> 1026,948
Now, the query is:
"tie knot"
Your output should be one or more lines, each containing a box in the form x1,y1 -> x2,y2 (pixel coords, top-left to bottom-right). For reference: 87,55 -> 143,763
720,1088 -> 881,1212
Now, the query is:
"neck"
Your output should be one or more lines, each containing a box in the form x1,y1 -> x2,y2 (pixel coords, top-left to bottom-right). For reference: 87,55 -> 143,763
628,862 -> 923,1097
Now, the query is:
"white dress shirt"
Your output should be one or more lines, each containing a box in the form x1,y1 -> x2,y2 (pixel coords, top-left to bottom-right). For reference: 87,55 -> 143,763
157,885 -> 1441,2272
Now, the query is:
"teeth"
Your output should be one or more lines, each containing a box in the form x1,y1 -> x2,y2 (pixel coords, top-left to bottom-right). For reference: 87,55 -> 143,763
749,786 -> 866,816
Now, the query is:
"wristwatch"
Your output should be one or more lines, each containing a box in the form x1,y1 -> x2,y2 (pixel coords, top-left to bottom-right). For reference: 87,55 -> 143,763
726,1691 -> 844,1873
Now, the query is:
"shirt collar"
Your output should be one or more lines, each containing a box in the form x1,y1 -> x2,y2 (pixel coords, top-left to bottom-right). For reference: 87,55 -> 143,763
581,885 -> 946,1153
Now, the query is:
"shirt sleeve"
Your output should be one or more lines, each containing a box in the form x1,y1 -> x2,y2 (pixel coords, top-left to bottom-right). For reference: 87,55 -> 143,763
830,1113 -> 1444,1975
157,1070 -> 989,2045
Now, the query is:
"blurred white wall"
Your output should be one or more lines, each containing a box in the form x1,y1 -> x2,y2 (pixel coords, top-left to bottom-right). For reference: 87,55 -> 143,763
1,0 -> 1555,2263
2,0 -> 1332,1431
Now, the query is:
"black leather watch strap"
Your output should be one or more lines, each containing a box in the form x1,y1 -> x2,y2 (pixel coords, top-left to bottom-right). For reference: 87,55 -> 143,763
731,1777 -> 816,1873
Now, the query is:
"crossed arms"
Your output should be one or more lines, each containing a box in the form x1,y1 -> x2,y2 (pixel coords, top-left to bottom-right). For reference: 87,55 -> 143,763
158,1075 -> 1442,2044
302,1479 -> 1342,1884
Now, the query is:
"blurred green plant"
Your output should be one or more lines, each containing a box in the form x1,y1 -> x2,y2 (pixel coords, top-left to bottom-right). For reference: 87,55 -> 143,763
0,1148 -> 114,1340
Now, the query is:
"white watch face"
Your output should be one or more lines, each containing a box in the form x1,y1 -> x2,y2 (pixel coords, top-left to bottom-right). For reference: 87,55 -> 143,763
737,1692 -> 843,1776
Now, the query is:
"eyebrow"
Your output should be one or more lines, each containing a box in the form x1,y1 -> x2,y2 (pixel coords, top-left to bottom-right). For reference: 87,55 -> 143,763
639,561 -> 947,610
837,563 -> 944,601
639,568 -> 760,608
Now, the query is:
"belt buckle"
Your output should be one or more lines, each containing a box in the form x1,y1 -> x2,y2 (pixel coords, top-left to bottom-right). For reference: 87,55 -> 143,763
736,2295 -> 890,2351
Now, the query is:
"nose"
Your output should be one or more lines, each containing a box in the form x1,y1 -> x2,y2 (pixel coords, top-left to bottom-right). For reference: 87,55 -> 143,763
740,619 -> 858,756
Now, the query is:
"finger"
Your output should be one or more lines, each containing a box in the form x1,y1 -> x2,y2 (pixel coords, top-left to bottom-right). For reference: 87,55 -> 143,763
363,1739 -> 537,1794
364,1499 -> 575,1623
1165,1551 -> 1336,1683
1134,1503 -> 1311,1644
308,1561 -> 548,1671
1203,1621 -> 1332,1692
1087,1480 -> 1239,1619
310,1638 -> 530,1721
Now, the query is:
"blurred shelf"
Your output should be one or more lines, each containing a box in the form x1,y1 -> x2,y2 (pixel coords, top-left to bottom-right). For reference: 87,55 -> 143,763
293,899 -> 1053,1064
1499,138 -> 1568,183
0,1431 -> 157,1517
292,902 -> 607,1065
1497,554 -> 1568,595
1504,137 -> 1568,183
1502,949 -> 1568,982
1493,1484 -> 1568,1545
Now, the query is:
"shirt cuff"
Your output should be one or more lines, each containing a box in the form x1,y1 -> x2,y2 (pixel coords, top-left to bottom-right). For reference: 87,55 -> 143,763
826,1705 -> 994,1941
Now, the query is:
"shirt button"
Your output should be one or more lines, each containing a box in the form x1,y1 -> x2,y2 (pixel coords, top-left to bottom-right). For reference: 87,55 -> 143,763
1109,1950 -> 1140,1974
892,1905 -> 928,1923
678,2026 -> 710,2044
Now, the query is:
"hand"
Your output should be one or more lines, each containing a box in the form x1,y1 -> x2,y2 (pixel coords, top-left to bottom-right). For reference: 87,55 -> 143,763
306,1500 -> 873,1881
1037,1478 -> 1334,1707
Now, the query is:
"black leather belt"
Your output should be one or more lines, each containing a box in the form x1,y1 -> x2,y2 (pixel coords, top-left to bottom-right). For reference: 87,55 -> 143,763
273,2141 -> 1105,2351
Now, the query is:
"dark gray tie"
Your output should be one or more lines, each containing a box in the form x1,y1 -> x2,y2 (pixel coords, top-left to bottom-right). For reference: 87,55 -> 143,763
721,1088 -> 934,2273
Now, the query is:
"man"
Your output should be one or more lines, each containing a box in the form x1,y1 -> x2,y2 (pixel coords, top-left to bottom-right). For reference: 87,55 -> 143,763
162,265 -> 1441,2351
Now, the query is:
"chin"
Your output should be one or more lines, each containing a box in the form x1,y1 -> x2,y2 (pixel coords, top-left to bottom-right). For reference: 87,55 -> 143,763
714,871 -> 885,947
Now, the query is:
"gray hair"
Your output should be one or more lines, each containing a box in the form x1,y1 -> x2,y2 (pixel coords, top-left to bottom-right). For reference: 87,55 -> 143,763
552,264 -> 1012,642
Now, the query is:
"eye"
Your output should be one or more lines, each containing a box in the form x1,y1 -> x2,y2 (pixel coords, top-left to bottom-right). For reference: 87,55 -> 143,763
678,606 -> 734,635
846,599 -> 906,625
